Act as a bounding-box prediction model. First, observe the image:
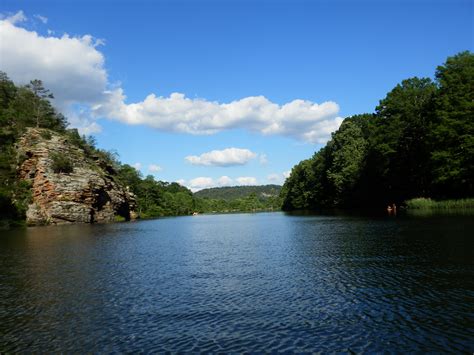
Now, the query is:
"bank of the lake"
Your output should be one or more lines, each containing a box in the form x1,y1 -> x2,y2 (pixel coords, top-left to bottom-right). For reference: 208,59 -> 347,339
1,212 -> 473,353
405,197 -> 474,210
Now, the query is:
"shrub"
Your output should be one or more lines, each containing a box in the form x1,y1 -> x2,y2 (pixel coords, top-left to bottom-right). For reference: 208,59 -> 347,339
40,130 -> 52,140
51,153 -> 74,174
405,197 -> 474,209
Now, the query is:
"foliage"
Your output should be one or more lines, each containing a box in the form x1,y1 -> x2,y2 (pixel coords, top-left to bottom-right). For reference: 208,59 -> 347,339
281,52 -> 474,211
405,198 -> 474,210
195,185 -> 281,200
195,190 -> 282,214
430,51 -> 474,197
51,153 -> 74,174
26,79 -> 55,128
326,119 -> 368,206
0,72 -> 69,226
40,130 -> 52,140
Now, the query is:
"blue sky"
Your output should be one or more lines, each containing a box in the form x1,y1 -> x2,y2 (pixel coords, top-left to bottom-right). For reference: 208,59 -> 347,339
1,0 -> 472,190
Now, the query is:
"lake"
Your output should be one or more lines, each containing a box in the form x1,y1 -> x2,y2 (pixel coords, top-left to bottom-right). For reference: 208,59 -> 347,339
1,212 -> 473,352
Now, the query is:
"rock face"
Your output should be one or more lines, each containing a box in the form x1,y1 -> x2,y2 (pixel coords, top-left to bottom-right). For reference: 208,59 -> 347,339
17,128 -> 138,225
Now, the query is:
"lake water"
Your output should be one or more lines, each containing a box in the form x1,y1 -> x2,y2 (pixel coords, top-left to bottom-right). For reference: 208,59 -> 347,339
1,212 -> 473,352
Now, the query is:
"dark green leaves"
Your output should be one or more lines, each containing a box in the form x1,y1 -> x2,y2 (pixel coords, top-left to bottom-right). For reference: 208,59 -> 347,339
281,52 -> 474,210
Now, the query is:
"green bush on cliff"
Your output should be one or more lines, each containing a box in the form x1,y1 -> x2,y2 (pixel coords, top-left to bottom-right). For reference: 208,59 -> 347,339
51,153 -> 74,174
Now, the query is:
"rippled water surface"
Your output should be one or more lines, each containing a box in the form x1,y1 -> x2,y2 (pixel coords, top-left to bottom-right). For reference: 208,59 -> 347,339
1,212 -> 473,352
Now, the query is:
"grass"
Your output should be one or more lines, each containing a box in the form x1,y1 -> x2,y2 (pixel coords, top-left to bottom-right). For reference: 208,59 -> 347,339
405,197 -> 474,210
114,215 -> 126,222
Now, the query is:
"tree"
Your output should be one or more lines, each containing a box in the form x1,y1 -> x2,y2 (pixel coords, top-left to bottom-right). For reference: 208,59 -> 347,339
281,55 -> 471,210
281,157 -> 320,210
430,51 -> 474,197
370,77 -> 437,204
326,119 -> 368,206
0,71 -> 17,110
26,79 -> 54,128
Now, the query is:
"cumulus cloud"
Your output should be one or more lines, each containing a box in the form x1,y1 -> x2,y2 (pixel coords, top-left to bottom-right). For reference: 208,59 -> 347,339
3,10 -> 26,24
96,90 -> 343,143
0,12 -> 343,143
185,148 -> 257,167
236,177 -> 258,186
217,176 -> 233,186
0,16 -> 107,108
133,162 -> 142,170
148,164 -> 162,173
283,170 -> 291,178
267,171 -> 291,184
0,13 -> 108,133
188,177 -> 215,190
67,110 -> 102,134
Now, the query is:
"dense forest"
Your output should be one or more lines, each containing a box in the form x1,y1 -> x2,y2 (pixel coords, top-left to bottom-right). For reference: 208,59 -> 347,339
281,52 -> 473,210
0,75 -> 281,226
195,185 -> 281,200
194,185 -> 282,213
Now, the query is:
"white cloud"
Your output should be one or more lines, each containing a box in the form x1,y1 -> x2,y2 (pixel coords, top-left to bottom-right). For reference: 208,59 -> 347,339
176,179 -> 186,186
188,177 -> 214,191
217,176 -> 233,186
67,110 -> 102,135
0,13 -> 108,134
236,177 -> 258,186
267,171 -> 291,184
185,148 -> 257,167
34,14 -> 48,24
283,170 -> 291,178
267,173 -> 282,183
133,162 -> 142,170
148,164 -> 162,172
3,10 -> 27,24
259,154 -> 268,165
97,90 -> 343,143
0,13 -> 343,143
186,176 -> 234,190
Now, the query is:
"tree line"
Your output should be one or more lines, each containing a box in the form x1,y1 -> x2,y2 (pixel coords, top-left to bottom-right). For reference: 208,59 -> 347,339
281,52 -> 473,210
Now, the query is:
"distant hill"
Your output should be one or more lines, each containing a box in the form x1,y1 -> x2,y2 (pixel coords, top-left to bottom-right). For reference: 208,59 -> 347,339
194,185 -> 282,201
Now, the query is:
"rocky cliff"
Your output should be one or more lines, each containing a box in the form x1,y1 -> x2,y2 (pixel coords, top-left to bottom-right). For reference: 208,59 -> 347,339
16,128 -> 138,225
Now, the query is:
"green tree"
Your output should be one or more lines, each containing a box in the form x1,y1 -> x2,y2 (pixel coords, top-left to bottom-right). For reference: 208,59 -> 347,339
281,157 -> 320,210
326,119 -> 368,206
430,51 -> 474,197
117,164 -> 143,195
26,79 -> 55,128
369,77 -> 437,204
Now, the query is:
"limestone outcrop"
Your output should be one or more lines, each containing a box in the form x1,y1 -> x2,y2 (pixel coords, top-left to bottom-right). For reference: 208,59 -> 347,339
17,128 -> 138,225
